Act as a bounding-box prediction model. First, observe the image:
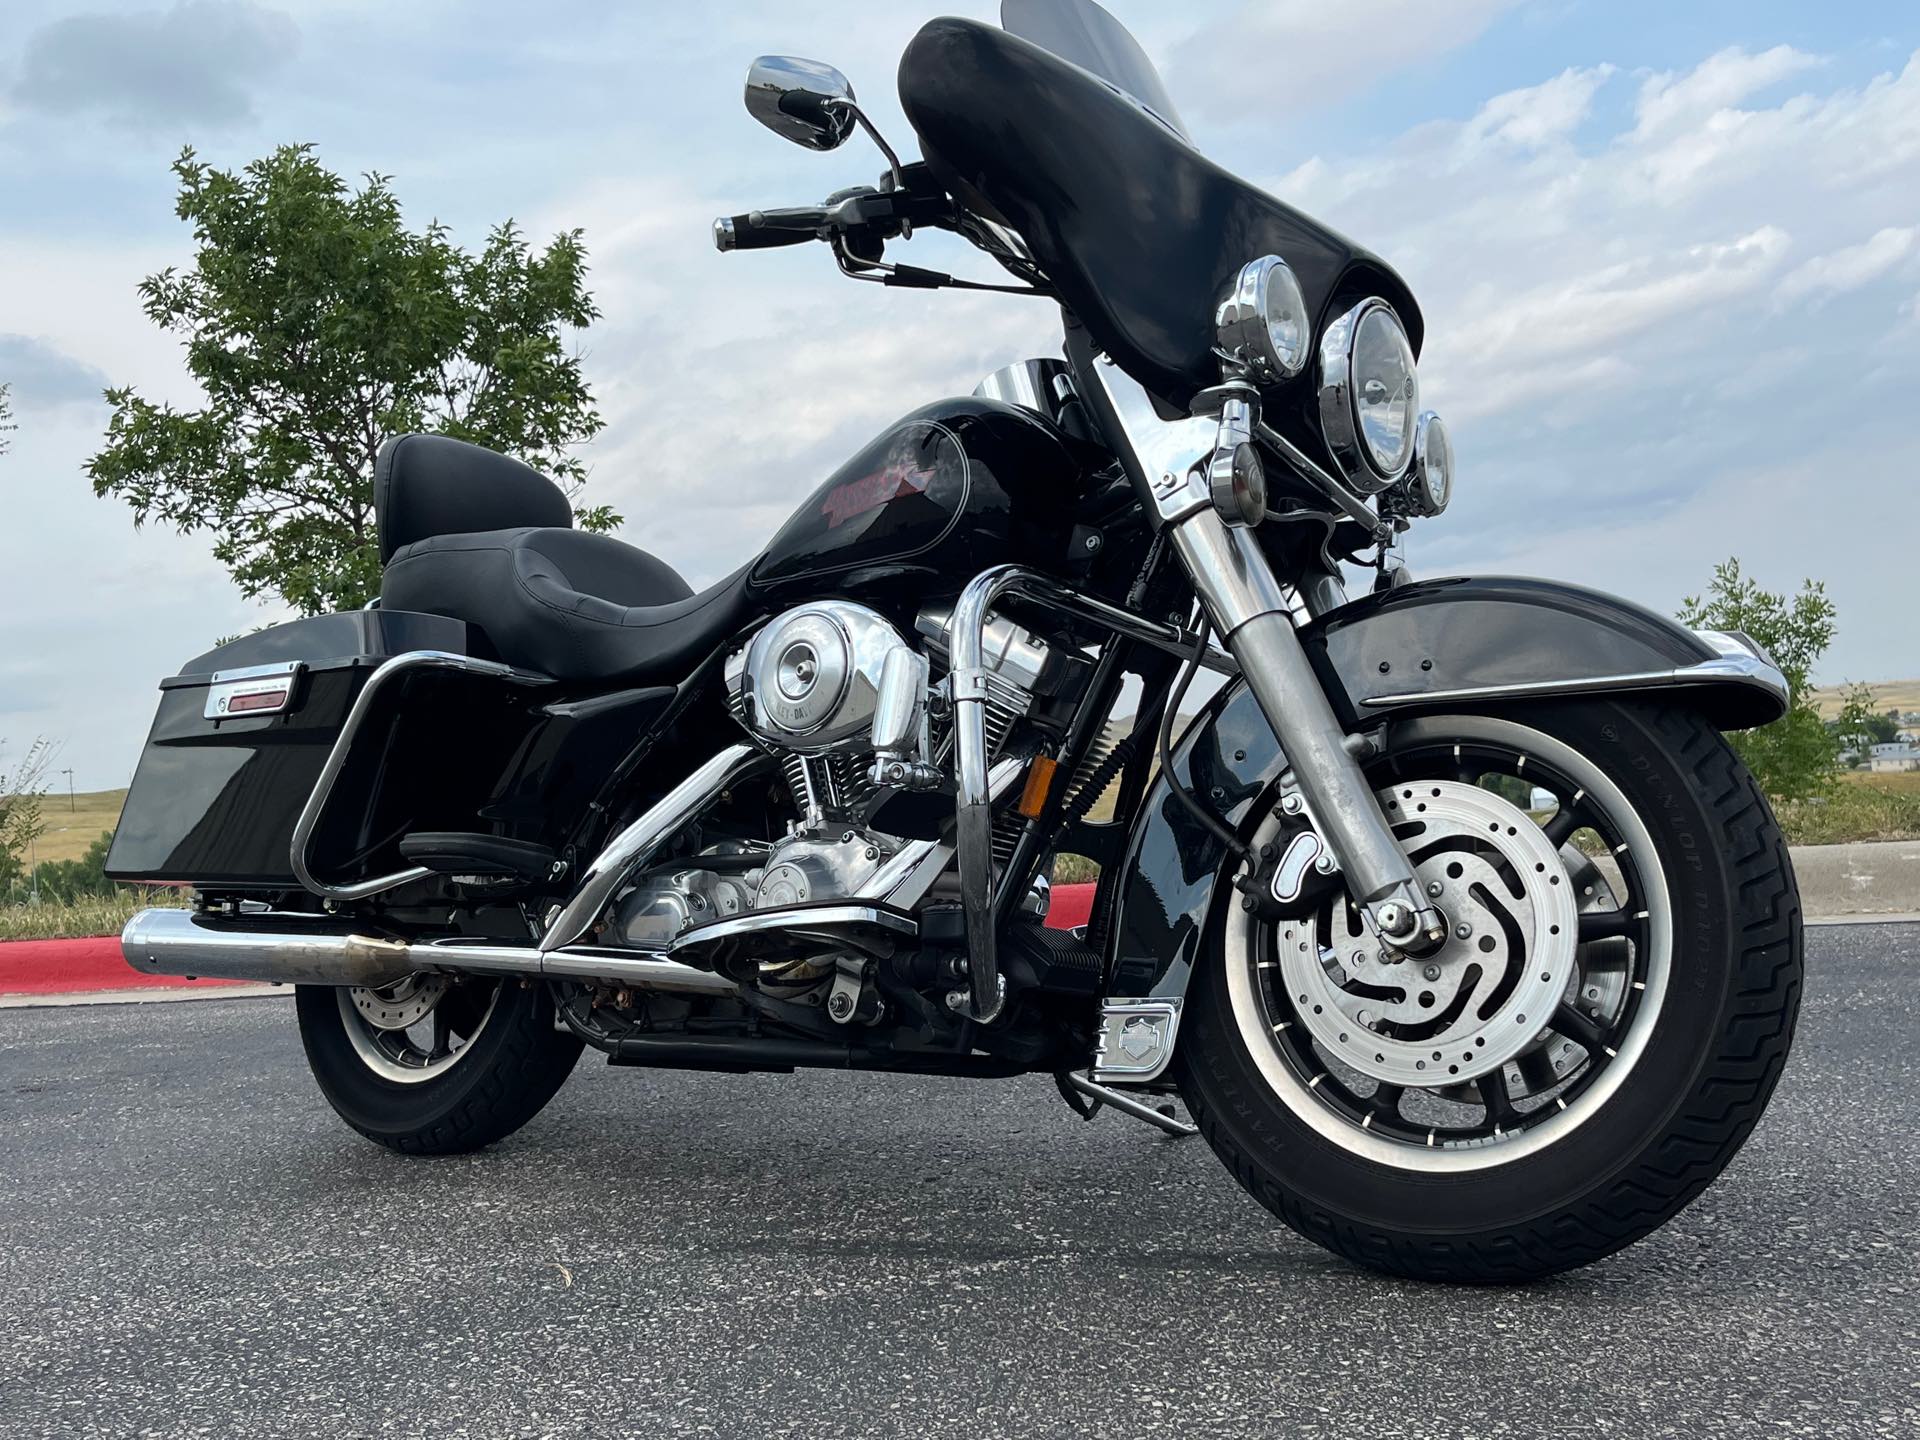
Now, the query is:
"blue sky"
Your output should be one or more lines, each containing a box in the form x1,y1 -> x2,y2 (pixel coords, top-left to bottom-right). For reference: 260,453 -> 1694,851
2,0 -> 1919,786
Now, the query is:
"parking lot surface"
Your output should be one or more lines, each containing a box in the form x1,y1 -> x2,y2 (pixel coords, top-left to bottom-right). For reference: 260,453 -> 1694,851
1,924 -> 1915,1439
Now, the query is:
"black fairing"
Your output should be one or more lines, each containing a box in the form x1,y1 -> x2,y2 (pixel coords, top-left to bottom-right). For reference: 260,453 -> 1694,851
749,396 -> 1085,605
898,18 -> 1422,409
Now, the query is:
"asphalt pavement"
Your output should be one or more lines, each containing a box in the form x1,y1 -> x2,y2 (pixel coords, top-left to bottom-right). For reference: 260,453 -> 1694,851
1,924 -> 1915,1440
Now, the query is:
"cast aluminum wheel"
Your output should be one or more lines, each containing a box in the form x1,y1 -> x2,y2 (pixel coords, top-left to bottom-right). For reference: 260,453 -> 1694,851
1225,713 -> 1672,1171
337,976 -> 501,1085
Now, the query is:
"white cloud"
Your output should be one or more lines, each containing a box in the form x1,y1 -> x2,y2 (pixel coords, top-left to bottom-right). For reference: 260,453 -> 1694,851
1466,64 -> 1615,150
1631,45 -> 1820,138
1777,226 -> 1920,305
1166,0 -> 1521,118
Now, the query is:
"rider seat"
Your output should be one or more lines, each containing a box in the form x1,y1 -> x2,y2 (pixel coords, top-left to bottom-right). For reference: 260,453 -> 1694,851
375,434 -> 750,685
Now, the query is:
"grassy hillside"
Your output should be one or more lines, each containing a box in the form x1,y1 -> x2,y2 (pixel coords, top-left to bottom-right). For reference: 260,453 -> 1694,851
1810,679 -> 1920,721
27,789 -> 126,865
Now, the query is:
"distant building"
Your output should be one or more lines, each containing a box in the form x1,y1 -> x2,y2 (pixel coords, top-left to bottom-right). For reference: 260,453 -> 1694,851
1868,743 -> 1920,773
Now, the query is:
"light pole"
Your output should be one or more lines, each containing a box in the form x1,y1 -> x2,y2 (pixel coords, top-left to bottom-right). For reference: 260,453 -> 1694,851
61,767 -> 75,813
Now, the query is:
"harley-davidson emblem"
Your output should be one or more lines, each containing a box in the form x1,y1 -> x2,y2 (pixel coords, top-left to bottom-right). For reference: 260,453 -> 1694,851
820,446 -> 938,528
1117,1015 -> 1164,1063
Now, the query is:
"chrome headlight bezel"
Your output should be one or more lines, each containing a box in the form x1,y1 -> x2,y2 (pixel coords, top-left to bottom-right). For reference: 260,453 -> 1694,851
1215,255 -> 1310,384
1317,298 -> 1420,494
1407,411 -> 1453,517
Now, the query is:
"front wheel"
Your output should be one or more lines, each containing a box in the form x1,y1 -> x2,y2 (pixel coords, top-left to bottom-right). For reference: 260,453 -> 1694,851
296,975 -> 583,1155
1178,701 -> 1801,1282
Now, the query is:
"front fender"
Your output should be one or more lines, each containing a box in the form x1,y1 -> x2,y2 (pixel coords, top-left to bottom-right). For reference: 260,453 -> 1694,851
1103,575 -> 1786,1002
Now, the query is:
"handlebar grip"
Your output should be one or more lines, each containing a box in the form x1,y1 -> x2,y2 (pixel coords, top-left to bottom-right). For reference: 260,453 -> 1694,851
713,207 -> 827,253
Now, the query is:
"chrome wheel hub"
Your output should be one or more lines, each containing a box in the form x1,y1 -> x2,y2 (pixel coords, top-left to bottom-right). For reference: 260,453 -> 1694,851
1277,781 -> 1578,1088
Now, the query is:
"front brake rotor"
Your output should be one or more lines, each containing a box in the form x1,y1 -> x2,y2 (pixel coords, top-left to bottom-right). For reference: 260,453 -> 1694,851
1275,781 -> 1578,1088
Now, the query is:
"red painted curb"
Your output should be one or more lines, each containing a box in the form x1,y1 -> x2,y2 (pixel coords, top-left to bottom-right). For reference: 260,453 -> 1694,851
0,935 -> 232,998
1047,883 -> 1095,931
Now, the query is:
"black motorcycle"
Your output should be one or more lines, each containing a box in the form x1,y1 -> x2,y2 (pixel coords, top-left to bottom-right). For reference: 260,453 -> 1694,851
108,0 -> 1801,1282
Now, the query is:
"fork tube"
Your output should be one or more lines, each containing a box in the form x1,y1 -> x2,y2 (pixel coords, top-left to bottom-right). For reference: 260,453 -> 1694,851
1165,509 -> 1433,920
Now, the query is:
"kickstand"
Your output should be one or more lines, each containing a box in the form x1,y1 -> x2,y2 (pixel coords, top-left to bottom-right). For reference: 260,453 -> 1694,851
1054,1070 -> 1198,1139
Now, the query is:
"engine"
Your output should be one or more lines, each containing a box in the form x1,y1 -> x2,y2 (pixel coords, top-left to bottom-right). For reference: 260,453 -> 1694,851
611,599 -> 1056,948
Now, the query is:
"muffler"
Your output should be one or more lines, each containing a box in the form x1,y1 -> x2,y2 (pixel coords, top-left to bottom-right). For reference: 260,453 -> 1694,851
120,907 -> 738,996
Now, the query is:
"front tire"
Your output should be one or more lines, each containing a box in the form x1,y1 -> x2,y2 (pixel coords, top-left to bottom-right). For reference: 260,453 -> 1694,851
1178,701 -> 1801,1282
296,977 -> 583,1155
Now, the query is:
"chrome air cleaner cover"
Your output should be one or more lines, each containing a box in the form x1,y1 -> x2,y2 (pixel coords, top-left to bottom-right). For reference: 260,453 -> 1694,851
728,601 -> 914,754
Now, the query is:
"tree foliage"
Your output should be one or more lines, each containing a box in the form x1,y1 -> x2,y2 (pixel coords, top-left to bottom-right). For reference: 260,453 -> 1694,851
87,145 -> 617,614
0,738 -> 54,892
31,831 -> 119,904
0,382 -> 13,456
1677,558 -> 1853,802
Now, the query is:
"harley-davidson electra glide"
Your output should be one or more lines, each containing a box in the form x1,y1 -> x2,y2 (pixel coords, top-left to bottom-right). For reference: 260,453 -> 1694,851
109,0 -> 1800,1281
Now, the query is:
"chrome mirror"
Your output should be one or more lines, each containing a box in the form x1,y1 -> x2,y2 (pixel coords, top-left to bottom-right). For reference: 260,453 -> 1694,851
745,56 -> 858,152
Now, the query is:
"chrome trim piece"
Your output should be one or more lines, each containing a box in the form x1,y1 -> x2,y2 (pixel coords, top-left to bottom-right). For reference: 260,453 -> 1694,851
1090,998 -> 1184,1084
540,744 -> 770,952
670,903 -> 915,951
204,661 -> 302,722
290,651 -> 554,903
1080,356 -> 1221,527
122,907 -> 740,995
973,358 -> 1069,423
1359,647 -> 1791,713
1214,255 -> 1308,384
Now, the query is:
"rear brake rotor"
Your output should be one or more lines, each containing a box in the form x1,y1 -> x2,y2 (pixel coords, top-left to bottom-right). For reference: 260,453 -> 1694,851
348,975 -> 449,1033
1275,781 -> 1578,1088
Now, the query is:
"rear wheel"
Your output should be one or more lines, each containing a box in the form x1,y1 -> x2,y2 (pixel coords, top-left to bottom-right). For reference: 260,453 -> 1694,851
1178,701 -> 1801,1282
296,976 -> 582,1155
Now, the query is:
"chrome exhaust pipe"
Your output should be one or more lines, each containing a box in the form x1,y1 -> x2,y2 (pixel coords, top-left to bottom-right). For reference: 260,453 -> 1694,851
120,908 -> 738,996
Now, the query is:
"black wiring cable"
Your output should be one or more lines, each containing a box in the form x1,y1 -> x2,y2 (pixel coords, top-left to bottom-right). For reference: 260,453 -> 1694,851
1157,624 -> 1249,861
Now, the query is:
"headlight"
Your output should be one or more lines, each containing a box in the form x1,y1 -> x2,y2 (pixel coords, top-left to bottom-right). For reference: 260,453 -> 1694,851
1408,411 -> 1453,516
1318,299 -> 1420,491
1215,255 -> 1309,383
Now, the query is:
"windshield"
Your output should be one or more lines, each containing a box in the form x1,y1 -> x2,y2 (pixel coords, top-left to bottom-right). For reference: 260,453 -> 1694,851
1000,0 -> 1188,142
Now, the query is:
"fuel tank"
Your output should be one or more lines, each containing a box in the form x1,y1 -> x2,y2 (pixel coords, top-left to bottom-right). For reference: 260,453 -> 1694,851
747,396 -> 1086,606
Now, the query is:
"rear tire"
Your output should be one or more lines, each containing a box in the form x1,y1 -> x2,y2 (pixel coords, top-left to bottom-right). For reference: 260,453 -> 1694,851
296,979 -> 582,1156
1177,701 -> 1801,1282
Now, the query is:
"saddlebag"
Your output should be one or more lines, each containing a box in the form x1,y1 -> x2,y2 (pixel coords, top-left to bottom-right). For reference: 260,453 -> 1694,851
106,610 -> 473,892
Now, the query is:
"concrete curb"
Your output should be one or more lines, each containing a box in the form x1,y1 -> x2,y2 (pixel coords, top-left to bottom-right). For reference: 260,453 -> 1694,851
1789,841 -> 1920,920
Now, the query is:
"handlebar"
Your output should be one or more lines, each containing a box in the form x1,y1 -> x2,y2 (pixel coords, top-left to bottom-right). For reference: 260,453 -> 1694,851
712,206 -> 832,252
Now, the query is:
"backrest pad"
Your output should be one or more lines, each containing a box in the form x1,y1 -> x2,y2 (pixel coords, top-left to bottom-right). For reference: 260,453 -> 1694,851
374,434 -> 573,565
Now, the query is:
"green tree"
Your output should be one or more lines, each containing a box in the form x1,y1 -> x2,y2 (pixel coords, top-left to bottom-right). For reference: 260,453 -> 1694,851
87,145 -> 618,614
1678,558 -> 1851,802
1,739 -> 54,896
